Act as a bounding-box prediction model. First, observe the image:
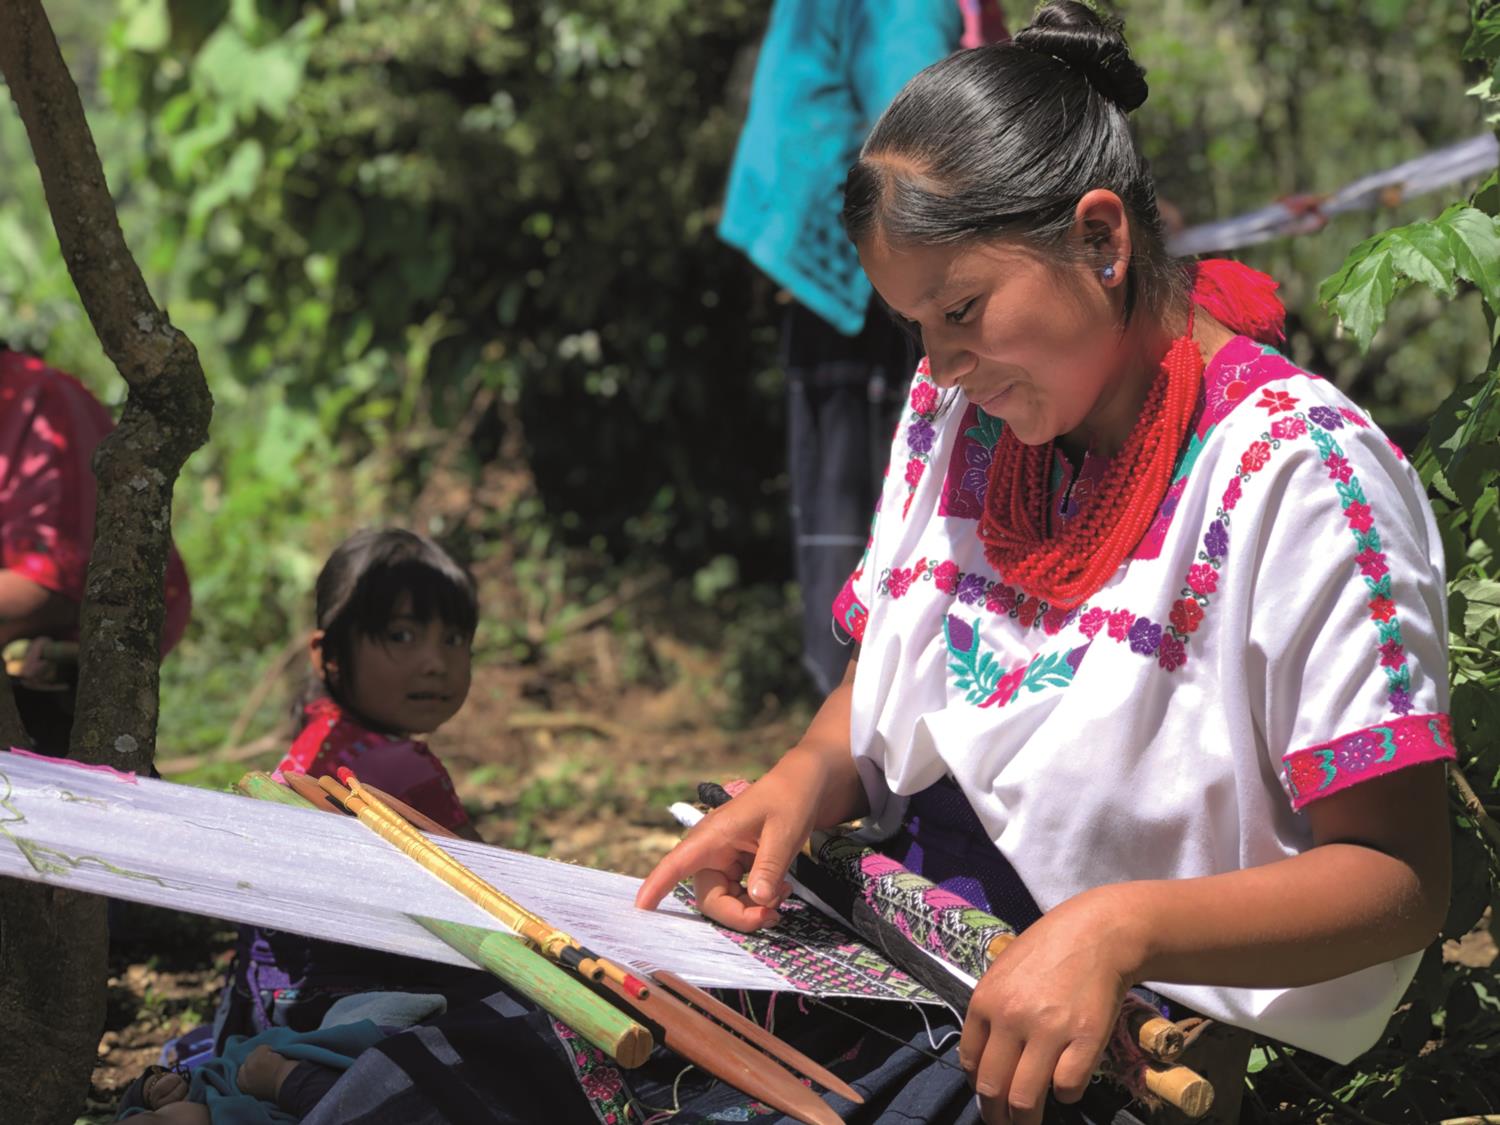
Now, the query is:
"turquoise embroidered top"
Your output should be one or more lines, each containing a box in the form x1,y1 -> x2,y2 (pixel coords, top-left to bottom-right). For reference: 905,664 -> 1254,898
718,0 -> 961,335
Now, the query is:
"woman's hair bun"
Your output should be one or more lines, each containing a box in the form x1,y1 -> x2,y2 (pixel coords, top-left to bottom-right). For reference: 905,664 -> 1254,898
1013,1 -> 1148,114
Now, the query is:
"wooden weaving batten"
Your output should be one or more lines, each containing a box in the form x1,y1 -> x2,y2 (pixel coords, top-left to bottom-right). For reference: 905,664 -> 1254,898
653,970 -> 863,1104
328,770 -> 855,1123
236,772 -> 654,1069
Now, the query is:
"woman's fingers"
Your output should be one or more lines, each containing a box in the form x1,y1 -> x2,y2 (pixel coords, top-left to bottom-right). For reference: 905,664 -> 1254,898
972,1031 -> 1023,1124
694,867 -> 785,931
1052,1032 -> 1107,1104
1005,1039 -> 1065,1125
634,808 -> 751,910
744,813 -> 808,907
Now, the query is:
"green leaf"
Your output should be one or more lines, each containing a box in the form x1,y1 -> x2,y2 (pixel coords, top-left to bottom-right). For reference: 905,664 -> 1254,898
1463,8 -> 1500,62
1322,243 -> 1397,349
1321,207 -> 1500,350
1387,222 -> 1458,297
120,0 -> 171,52
1454,576 -> 1500,635
1444,205 -> 1500,322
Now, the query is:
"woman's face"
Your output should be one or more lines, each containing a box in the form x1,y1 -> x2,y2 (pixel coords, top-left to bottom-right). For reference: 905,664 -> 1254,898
858,235 -> 1127,447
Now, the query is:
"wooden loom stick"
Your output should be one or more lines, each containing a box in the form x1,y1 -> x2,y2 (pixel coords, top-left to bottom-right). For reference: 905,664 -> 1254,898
411,915 -> 652,1068
653,970 -> 864,1105
236,771 -> 656,1069
324,771 -> 646,994
284,771 -> 354,815
593,972 -> 847,1125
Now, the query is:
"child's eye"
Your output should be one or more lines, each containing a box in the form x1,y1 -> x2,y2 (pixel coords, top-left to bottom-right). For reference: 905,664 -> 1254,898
444,631 -> 469,648
387,628 -> 415,644
944,298 -> 976,326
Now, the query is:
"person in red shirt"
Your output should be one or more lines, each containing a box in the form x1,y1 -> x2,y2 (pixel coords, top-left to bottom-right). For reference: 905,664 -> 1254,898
0,347 -> 191,748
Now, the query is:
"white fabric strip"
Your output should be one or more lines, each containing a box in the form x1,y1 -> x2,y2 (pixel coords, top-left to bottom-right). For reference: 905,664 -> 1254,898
0,752 -> 791,993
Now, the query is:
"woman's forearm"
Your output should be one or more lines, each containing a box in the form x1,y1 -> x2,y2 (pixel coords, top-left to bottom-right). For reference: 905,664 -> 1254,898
778,654 -> 869,828
1098,840 -> 1444,991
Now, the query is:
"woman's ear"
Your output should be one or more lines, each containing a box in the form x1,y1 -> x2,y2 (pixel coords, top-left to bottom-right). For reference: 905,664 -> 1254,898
309,630 -> 333,684
1072,188 -> 1131,291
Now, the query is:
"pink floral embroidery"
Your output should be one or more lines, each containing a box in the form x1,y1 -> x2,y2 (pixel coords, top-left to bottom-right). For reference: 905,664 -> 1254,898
1339,407 -> 1370,429
1355,548 -> 1388,581
1368,595 -> 1396,622
904,458 -> 924,486
910,381 -> 938,414
1269,416 -> 1307,440
1325,453 -> 1351,483
1258,388 -> 1299,414
1222,476 -> 1243,510
1282,714 -> 1454,810
1240,441 -> 1272,474
1186,564 -> 1218,595
1078,606 -> 1107,638
1106,609 -> 1136,641
987,585 -> 1018,614
1344,501 -> 1374,533
933,560 -> 960,594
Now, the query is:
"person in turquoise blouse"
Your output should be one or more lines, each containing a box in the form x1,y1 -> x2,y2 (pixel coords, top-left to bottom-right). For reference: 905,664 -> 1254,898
719,0 -> 1003,693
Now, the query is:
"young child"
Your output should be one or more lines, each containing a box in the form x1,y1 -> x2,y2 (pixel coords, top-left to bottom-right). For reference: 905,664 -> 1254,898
214,528 -> 485,1044
274,526 -> 480,839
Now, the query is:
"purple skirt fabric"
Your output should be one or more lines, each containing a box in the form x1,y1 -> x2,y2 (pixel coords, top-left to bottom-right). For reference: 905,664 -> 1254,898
889,776 -> 1044,932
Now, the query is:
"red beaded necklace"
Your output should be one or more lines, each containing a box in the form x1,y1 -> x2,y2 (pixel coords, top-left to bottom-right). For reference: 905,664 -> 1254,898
976,259 -> 1285,610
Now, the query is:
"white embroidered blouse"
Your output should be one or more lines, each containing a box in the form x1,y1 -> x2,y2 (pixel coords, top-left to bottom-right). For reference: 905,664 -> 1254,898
835,334 -> 1454,1063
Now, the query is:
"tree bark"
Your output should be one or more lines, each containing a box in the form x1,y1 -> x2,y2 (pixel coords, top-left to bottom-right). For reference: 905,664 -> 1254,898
0,0 -> 213,773
0,1 -> 214,1119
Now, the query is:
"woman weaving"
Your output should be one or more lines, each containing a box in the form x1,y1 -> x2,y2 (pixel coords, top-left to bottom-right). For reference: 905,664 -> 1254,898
294,5 -> 1453,1122
638,1 -> 1454,1121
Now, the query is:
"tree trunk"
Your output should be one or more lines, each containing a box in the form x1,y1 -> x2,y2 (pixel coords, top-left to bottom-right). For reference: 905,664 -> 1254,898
0,1 -> 214,1118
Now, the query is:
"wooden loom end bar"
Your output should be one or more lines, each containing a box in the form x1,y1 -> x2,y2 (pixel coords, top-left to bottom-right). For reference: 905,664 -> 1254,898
412,916 -> 652,1069
1143,1063 -> 1215,1119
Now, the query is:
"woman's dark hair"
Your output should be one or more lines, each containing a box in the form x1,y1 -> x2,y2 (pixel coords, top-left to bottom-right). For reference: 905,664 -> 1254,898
842,1 -> 1184,320
314,528 -> 478,711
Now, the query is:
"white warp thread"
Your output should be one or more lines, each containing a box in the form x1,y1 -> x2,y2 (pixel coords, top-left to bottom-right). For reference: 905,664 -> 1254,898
0,752 -> 791,993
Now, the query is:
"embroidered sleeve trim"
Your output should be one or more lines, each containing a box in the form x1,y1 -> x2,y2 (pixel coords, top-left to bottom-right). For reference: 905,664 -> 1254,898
1282,713 -> 1455,810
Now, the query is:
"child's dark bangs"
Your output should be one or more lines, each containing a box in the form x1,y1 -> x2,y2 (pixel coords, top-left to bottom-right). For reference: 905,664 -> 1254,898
352,557 -> 477,639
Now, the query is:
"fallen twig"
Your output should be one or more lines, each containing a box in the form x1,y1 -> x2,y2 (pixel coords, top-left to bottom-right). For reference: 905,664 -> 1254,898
157,732 -> 282,776
221,634 -> 306,753
504,711 -> 626,740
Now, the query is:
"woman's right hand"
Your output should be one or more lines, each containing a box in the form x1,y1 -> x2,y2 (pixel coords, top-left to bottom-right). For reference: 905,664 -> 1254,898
633,747 -> 834,931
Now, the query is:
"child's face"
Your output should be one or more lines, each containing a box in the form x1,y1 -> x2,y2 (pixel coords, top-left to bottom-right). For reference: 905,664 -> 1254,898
342,593 -> 473,736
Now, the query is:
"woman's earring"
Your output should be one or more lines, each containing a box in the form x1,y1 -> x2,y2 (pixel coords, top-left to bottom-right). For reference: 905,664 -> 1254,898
1100,264 -> 1117,282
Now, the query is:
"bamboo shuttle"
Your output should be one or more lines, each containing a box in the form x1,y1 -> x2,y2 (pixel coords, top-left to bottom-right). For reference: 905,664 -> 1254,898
412,915 -> 652,1067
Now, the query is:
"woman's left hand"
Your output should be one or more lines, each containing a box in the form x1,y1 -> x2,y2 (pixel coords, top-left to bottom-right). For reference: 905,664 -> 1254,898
958,886 -> 1142,1125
